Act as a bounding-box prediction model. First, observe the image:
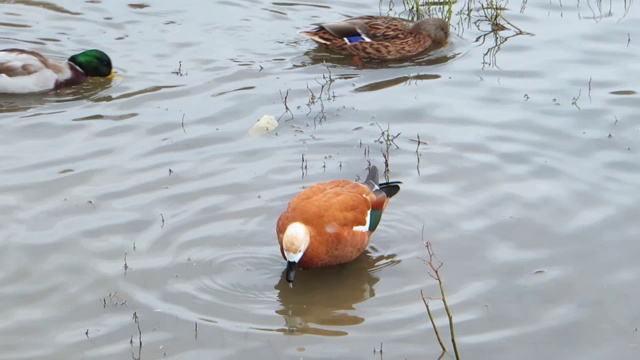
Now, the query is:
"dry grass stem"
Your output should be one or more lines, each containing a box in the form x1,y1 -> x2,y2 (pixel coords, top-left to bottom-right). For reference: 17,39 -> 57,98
131,311 -> 142,360
300,154 -> 308,179
421,223 -> 460,359
421,289 -> 446,352
412,133 -> 428,176
279,89 -> 293,121
376,123 -> 400,182
423,240 -> 461,360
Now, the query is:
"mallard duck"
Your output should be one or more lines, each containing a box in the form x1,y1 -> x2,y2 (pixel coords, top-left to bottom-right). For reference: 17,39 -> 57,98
0,48 -> 113,94
300,16 -> 449,60
276,166 -> 401,283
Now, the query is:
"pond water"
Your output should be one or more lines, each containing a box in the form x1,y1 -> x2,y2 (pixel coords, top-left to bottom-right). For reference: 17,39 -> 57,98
1,1 -> 639,359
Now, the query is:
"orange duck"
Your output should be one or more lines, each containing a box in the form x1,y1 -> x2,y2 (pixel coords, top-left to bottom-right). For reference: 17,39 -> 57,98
276,166 -> 401,283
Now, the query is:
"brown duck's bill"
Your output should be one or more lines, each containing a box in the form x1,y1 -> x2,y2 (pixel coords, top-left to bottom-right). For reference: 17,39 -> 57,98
286,261 -> 297,283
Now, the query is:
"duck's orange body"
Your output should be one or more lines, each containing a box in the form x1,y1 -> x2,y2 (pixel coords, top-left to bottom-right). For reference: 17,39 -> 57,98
276,166 -> 400,283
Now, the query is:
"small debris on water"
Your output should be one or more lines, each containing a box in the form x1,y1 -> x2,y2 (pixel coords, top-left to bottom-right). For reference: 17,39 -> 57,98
247,115 -> 279,137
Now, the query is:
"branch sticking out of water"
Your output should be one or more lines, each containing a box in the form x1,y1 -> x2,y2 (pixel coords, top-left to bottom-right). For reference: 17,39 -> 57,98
131,311 -> 143,360
420,226 -> 460,360
376,123 -> 400,182
309,63 -> 335,127
572,89 -> 582,110
411,133 -> 428,176
171,61 -> 187,76
279,89 -> 293,121
422,288 -> 446,352
300,154 -> 308,179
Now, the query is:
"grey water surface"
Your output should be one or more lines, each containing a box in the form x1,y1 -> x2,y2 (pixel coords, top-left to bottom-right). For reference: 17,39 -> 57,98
1,1 -> 639,359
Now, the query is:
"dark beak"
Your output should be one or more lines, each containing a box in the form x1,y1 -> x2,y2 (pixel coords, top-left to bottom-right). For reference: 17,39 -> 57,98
286,261 -> 297,283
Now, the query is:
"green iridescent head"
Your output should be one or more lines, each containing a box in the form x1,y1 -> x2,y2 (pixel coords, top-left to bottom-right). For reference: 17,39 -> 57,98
68,49 -> 113,77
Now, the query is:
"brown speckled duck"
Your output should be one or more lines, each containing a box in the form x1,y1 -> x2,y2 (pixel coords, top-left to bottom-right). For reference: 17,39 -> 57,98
300,16 -> 449,61
0,48 -> 113,94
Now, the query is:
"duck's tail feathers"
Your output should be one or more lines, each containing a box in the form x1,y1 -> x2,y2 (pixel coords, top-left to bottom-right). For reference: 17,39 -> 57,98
364,166 -> 402,197
365,165 -> 380,186
379,181 -> 401,199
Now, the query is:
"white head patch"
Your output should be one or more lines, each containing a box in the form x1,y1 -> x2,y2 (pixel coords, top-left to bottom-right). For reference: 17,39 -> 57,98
283,222 -> 310,263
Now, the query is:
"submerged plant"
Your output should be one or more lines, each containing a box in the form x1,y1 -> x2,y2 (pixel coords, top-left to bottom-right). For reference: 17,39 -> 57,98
379,0 -> 533,68
381,0 -> 455,22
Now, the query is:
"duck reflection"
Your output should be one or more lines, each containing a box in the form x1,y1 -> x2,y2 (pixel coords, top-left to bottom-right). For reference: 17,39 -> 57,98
290,47 -> 460,94
0,79 -> 116,114
295,47 -> 459,70
273,249 -> 399,336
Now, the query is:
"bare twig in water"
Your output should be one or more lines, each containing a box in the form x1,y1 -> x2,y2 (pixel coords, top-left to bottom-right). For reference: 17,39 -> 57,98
572,89 -> 582,110
478,1 -> 531,34
412,133 -> 428,176
160,213 -> 165,228
381,149 -> 390,181
422,289 -> 446,352
279,89 -> 293,121
102,292 -> 128,308
124,252 -> 129,275
195,321 -> 198,340
181,113 -> 186,133
313,94 -> 327,126
134,312 -> 142,346
131,311 -> 142,360
310,63 -> 335,126
320,62 -> 334,100
373,342 -> 383,356
464,0 -> 533,69
410,134 -> 429,146
171,61 -> 187,76
363,145 -> 370,160
301,154 -> 308,179
376,123 -> 401,182
420,229 -> 460,360
376,123 -> 401,150
416,135 -> 422,176
306,83 -> 316,113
